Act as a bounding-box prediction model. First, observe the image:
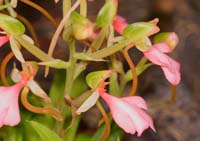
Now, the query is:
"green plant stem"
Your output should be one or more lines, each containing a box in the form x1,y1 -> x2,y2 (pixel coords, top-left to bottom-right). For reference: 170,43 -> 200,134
80,0 -> 87,17
64,40 -> 77,97
87,39 -> 132,59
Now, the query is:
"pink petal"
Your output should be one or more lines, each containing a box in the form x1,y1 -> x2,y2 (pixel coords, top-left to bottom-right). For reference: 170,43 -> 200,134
0,35 -> 9,47
161,60 -> 181,85
152,43 -> 172,53
121,96 -> 148,110
100,93 -> 153,135
136,108 -> 156,133
0,82 -> 24,127
113,15 -> 128,34
144,45 -> 181,85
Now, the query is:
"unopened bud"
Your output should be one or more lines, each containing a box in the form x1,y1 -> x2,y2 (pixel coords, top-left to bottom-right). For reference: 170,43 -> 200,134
154,32 -> 179,50
123,18 -> 160,42
96,0 -> 118,27
70,12 -> 93,40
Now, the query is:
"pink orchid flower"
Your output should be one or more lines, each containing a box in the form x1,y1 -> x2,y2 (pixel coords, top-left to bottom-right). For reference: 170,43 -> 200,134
0,34 -> 9,47
99,92 -> 156,136
0,75 -> 28,127
96,71 -> 156,136
143,43 -> 181,85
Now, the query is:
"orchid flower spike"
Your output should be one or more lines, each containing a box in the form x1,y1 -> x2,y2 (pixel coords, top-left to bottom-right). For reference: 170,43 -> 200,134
143,43 -> 181,85
0,74 -> 28,127
96,71 -> 156,136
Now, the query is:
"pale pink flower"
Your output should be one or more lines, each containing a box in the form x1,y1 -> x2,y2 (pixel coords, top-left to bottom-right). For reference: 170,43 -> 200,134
99,92 -> 156,136
0,35 -> 9,47
96,71 -> 156,136
143,43 -> 181,85
0,78 -> 27,127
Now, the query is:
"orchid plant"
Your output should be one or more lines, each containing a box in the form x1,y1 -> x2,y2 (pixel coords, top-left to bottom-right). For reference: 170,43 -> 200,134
0,0 -> 180,140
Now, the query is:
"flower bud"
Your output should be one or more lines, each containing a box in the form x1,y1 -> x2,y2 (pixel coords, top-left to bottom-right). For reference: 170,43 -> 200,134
123,18 -> 160,42
96,0 -> 118,27
70,12 -> 93,40
153,32 -> 179,50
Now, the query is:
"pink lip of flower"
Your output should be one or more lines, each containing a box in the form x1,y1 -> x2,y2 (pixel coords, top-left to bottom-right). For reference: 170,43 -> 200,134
0,77 -> 28,127
143,43 -> 181,85
99,91 -> 156,136
0,35 -> 9,47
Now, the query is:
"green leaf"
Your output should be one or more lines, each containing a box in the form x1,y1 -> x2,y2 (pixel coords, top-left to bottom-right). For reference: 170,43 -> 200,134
27,121 -> 62,141
86,70 -> 113,89
96,0 -> 117,27
75,133 -> 91,141
0,13 -> 25,36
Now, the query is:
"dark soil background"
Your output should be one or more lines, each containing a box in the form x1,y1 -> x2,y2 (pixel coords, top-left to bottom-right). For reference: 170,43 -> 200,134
4,0 -> 200,141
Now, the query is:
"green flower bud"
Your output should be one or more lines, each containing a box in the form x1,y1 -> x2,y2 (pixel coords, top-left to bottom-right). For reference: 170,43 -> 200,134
154,32 -> 179,50
70,12 -> 93,40
96,0 -> 118,27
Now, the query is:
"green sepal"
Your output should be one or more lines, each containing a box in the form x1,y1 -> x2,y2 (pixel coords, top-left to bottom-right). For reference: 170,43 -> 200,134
74,53 -> 104,61
0,13 -> 25,36
135,37 -> 152,52
86,70 -> 113,89
96,0 -> 118,27
38,59 -> 70,69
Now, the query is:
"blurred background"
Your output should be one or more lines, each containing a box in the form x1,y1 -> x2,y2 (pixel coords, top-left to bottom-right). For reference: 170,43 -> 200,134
5,0 -> 200,141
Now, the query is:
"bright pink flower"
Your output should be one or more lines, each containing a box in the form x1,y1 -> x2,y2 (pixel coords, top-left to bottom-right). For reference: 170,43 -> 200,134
143,43 -> 181,85
0,78 -> 27,127
113,15 -> 128,34
0,35 -> 9,47
99,92 -> 156,136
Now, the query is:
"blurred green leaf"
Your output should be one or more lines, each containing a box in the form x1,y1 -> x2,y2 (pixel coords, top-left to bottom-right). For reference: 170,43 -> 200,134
0,13 -> 25,36
75,133 -> 91,141
27,121 -> 62,141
